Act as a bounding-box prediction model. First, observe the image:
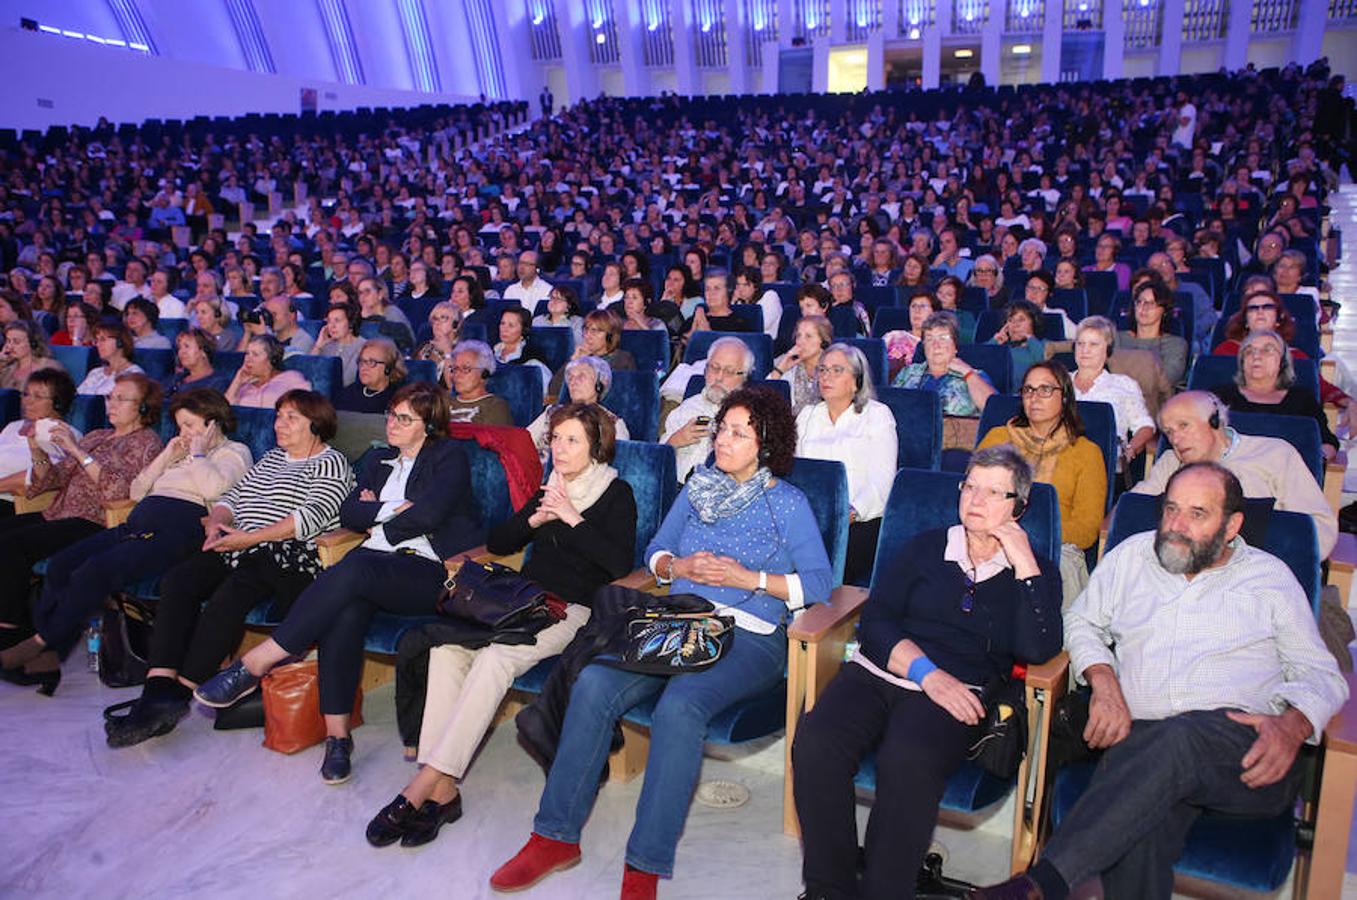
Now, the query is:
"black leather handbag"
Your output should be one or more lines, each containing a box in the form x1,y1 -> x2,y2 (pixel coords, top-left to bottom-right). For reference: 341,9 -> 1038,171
435,558 -> 557,632
98,593 -> 155,689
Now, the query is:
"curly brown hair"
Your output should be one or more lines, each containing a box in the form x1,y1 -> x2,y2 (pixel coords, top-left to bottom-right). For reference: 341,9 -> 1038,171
716,385 -> 797,476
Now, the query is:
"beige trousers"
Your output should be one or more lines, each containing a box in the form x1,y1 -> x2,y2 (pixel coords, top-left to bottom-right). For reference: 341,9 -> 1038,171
417,602 -> 591,779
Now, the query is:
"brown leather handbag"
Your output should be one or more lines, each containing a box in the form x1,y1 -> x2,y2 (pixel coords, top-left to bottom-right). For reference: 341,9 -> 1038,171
260,660 -> 364,754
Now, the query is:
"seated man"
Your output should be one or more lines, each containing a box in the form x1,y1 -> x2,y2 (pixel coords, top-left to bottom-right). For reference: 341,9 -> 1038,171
502,249 -> 553,307
974,462 -> 1347,900
1132,391 -> 1337,557
659,336 -> 750,482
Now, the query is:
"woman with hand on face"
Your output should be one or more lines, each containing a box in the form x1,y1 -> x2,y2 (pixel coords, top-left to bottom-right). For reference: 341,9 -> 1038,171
50,301 -> 100,348
793,446 -> 1061,900
314,303 -> 366,387
492,387 -> 831,900
193,384 -> 478,787
0,321 -> 63,390
0,370 -> 78,517
880,291 -> 940,382
978,361 -> 1106,606
109,391 -> 352,746
365,403 -> 636,850
413,301 -> 461,382
37,391 -> 251,715
620,279 -> 667,333
225,334 -> 311,408
770,315 -> 832,415
987,300 -> 1046,383
0,373 -> 163,691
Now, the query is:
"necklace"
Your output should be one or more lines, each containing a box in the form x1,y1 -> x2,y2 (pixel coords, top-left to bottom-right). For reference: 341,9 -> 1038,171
362,385 -> 381,398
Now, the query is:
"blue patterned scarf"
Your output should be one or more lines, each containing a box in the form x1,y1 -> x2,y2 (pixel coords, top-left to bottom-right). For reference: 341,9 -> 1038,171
686,464 -> 773,524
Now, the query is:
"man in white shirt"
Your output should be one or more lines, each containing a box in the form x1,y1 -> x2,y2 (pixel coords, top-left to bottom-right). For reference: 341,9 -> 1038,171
975,463 -> 1346,900
1132,391 -> 1336,556
502,250 -> 554,308
1172,92 -> 1197,150
661,338 -> 751,482
111,258 -> 153,310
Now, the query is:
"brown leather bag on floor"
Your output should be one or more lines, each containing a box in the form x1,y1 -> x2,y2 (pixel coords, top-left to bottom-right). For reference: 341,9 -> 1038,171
261,660 -> 364,754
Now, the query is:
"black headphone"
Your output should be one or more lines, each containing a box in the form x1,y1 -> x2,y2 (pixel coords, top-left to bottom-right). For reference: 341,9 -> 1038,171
381,356 -> 395,376
480,368 -> 490,381
139,397 -> 149,417
309,417 -> 321,437
595,379 -> 605,398
1011,493 -> 1027,519
1208,405 -> 1221,430
819,337 -> 830,351
756,411 -> 770,466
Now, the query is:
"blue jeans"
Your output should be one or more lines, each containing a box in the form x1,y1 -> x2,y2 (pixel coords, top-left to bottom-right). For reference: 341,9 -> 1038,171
533,625 -> 787,877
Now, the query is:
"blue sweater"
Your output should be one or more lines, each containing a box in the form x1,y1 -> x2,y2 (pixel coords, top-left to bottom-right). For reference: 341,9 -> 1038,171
859,528 -> 1063,685
646,478 -> 833,628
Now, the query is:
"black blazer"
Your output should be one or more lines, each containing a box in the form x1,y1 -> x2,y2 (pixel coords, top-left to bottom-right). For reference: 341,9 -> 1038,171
340,438 -> 479,560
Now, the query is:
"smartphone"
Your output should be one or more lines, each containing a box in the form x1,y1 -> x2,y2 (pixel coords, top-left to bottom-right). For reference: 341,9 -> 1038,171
694,416 -> 711,427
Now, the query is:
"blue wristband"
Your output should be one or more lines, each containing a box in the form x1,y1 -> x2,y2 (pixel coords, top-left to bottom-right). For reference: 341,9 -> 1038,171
907,655 -> 938,685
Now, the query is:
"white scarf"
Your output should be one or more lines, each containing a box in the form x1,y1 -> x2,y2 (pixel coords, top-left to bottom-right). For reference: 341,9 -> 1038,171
549,460 -> 617,514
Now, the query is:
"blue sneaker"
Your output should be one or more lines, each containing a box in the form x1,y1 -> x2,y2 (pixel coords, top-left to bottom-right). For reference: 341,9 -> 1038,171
321,736 -> 354,785
193,660 -> 260,709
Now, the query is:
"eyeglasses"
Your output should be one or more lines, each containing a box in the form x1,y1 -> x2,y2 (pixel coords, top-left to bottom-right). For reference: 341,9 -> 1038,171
1244,304 -> 1278,315
974,266 -> 997,274
1020,383 -> 1062,398
1134,298 -> 1162,309
584,325 -> 607,334
705,363 -> 747,378
815,364 -> 851,378
21,390 -> 52,401
1242,344 -> 1282,357
448,364 -> 478,375
959,481 -> 1019,505
358,358 -> 386,368
106,393 -> 140,405
714,423 -> 756,442
385,410 -> 422,427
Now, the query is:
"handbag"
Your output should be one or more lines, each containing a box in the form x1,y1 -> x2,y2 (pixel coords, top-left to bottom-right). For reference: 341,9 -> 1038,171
260,660 -> 364,754
98,593 -> 156,689
435,557 -> 561,632
965,679 -> 1028,779
615,594 -> 735,676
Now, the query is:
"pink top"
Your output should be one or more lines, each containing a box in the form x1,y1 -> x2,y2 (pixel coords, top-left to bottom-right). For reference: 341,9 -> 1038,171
29,427 -> 162,524
233,369 -> 312,408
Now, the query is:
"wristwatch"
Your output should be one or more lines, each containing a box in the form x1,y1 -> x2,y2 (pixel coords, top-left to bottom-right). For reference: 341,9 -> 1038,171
758,570 -> 768,592
80,455 -> 96,468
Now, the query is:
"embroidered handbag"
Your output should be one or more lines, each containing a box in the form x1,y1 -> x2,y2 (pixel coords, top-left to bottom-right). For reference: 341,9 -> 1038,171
616,595 -> 735,675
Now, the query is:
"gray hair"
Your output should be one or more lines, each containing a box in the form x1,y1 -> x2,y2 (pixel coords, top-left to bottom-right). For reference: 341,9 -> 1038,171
1161,390 -> 1229,432
823,342 -> 875,412
967,444 -> 1033,512
970,253 -> 1004,292
566,354 -> 614,399
920,310 -> 961,349
707,336 -> 756,377
1075,315 -> 1117,355
1018,237 -> 1048,260
1236,329 -> 1294,390
453,339 -> 496,376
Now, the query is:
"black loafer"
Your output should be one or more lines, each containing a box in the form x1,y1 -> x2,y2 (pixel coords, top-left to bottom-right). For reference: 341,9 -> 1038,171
105,697 -> 190,748
366,794 -> 421,847
400,794 -> 462,848
321,736 -> 354,785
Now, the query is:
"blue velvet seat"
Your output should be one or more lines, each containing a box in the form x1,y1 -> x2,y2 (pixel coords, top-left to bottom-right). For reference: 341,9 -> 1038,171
618,329 -> 670,375
0,388 -> 19,428
154,318 -> 188,342
684,331 -> 773,378
1051,289 -> 1088,322
877,388 -> 942,470
51,345 -> 97,386
132,348 -> 176,383
228,406 -> 280,463
405,358 -> 438,385
977,395 -> 1117,512
527,326 -> 573,374
283,354 -> 342,403
1049,493 -> 1321,894
68,395 -> 107,434
486,365 -> 544,427
843,337 -> 888,389
1082,271 -> 1118,317
567,370 -> 661,443
872,306 -> 912,338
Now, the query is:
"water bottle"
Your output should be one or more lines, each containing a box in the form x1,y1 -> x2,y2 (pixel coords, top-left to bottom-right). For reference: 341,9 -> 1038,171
85,619 -> 101,673
843,638 -> 859,662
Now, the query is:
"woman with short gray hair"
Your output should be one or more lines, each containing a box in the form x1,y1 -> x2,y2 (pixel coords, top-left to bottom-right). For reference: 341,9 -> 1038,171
1211,329 -> 1338,458
526,356 -> 630,462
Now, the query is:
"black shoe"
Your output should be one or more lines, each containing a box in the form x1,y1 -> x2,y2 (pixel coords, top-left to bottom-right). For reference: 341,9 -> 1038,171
2,651 -> 61,696
193,660 -> 260,708
321,736 -> 354,784
966,874 -> 1044,900
105,697 -> 190,748
366,794 -> 422,848
400,794 -> 462,848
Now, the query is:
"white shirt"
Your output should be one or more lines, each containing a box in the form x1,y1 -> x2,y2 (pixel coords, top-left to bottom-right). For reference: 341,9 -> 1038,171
1172,102 -> 1197,149
662,393 -> 721,482
110,281 -> 152,310
154,295 -> 186,319
1073,369 -> 1153,460
598,289 -> 624,309
794,399 -> 897,522
753,289 -> 782,340
77,363 -> 146,396
0,418 -> 81,500
361,455 -> 438,562
1066,532 -> 1346,739
503,277 -> 554,308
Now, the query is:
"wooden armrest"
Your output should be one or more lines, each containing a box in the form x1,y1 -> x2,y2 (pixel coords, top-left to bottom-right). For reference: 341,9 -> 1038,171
316,528 -> 366,568
1327,533 -> 1355,610
1023,651 -> 1070,692
1310,671 -> 1357,898
614,568 -> 659,591
1324,449 -> 1347,513
103,498 -> 136,528
1096,509 -> 1113,563
787,585 -> 870,643
14,490 -> 57,515
1323,671 -> 1357,754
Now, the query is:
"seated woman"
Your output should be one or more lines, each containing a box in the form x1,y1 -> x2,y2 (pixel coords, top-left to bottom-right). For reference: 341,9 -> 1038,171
881,290 -> 939,382
50,300 -> 100,347
189,297 -> 244,353
1071,316 -> 1156,471
796,343 -> 898,587
443,341 -> 514,426
490,386 -> 832,899
792,445 -> 1061,900
1118,278 -> 1188,386
1212,329 -> 1339,459
31,391 -> 251,716
495,307 -> 552,391
967,254 -> 1008,309
0,369 -> 78,516
1083,232 -> 1131,291
337,338 -> 405,413
193,383 -> 478,784
0,373 -> 163,690
978,361 -> 1106,606
621,278 -> 667,333
168,328 -> 232,395
413,302 -> 461,382
548,309 -> 636,398
0,321 -> 63,390
532,284 -> 584,345
1021,271 -> 1075,339
357,276 -> 415,355
527,357 -> 629,462
76,322 -> 145,395
733,267 -> 783,340
123,298 -> 172,350
314,302 -> 366,386
770,315 -> 831,416
935,275 -> 978,344
105,390 -> 352,744
988,299 -> 1046,382
225,334 -> 311,408
365,402 -> 637,848
894,311 -> 996,449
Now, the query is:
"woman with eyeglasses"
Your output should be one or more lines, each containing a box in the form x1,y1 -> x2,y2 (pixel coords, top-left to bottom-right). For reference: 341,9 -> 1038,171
795,344 -> 898,586
531,285 -> 584,345
978,361 -> 1106,607
0,373 -> 163,690
1119,278 -> 1188,386
549,309 -> 635,399
793,445 -> 1060,900
492,386 -> 831,900
193,383 -> 476,786
1211,329 -> 1338,460
314,302 -> 367,386
0,369 -> 78,517
77,322 -> 146,396
894,312 -> 996,448
443,340 -> 514,426
965,254 -> 1007,308
337,338 -> 406,414
1083,233 -> 1131,292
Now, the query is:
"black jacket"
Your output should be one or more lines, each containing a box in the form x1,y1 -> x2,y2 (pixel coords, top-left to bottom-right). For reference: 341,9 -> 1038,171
339,438 -> 479,561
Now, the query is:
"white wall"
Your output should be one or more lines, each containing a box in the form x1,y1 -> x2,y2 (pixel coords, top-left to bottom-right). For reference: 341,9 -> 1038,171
0,26 -> 480,131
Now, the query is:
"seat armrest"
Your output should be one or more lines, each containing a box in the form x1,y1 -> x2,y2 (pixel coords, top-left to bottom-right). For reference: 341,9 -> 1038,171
1311,672 -> 1357,898
1011,650 -> 1071,873
787,585 -> 870,644
1327,533 -> 1356,609
316,528 -> 366,568
1024,651 -> 1070,692
1096,510 -> 1113,563
614,568 -> 658,591
14,490 -> 56,515
1324,450 -> 1347,515
103,498 -> 136,528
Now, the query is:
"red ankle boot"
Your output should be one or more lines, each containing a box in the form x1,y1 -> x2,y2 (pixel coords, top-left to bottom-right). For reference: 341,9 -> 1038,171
490,833 -> 581,892
620,864 -> 658,900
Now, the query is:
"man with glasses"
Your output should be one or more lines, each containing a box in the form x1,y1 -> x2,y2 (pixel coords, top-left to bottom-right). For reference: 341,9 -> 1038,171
661,337 -> 752,482
503,249 -> 553,308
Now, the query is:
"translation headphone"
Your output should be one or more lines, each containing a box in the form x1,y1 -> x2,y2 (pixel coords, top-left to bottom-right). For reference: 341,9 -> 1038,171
309,418 -> 321,437
139,397 -> 149,417
1011,493 -> 1027,519
1208,405 -> 1221,430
